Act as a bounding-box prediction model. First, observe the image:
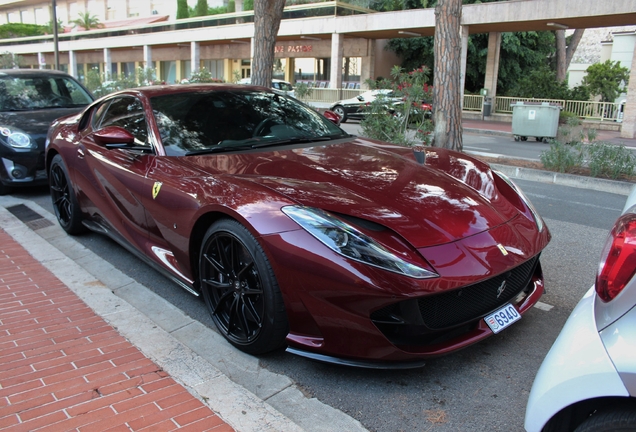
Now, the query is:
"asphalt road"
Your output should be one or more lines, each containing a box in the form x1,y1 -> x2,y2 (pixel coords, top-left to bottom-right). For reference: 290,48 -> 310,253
339,121 -> 552,162
13,167 -> 626,432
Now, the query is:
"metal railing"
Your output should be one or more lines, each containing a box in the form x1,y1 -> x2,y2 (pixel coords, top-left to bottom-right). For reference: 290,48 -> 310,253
303,88 -> 364,103
495,96 -> 621,122
301,91 -> 623,123
463,94 -> 484,112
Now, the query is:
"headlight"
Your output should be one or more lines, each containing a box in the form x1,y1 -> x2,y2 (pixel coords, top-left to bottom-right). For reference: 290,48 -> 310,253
494,170 -> 545,232
282,206 -> 438,279
0,126 -> 34,149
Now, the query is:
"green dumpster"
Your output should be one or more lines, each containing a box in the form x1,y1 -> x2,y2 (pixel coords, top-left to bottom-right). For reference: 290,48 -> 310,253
512,102 -> 561,143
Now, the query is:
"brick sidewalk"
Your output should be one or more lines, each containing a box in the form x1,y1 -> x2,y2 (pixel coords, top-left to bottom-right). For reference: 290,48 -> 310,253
0,229 -> 233,432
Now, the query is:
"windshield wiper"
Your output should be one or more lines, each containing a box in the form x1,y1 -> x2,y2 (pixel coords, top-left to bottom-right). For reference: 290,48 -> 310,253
185,135 -> 338,156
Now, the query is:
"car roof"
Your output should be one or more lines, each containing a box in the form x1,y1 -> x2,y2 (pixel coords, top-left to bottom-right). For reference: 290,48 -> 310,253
0,69 -> 76,79
102,83 -> 275,99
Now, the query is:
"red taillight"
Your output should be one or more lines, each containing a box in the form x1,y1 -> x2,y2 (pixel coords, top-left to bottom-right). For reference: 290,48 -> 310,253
596,213 -> 636,302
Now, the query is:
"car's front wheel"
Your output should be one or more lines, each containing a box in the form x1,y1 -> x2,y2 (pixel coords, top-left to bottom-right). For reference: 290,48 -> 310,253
574,407 -> 636,432
199,219 -> 288,354
49,154 -> 85,235
332,105 -> 347,123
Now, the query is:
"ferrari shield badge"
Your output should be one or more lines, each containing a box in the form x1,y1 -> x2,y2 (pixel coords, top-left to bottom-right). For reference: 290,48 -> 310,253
152,181 -> 163,200
497,244 -> 509,256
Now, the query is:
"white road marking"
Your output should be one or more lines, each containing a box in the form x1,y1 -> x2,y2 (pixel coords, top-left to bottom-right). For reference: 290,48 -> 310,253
534,301 -> 554,311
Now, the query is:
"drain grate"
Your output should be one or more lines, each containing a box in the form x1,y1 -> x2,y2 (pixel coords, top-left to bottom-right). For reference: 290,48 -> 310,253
6,204 -> 54,230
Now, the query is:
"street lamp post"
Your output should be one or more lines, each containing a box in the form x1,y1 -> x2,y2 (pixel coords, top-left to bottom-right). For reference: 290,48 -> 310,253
52,0 -> 59,70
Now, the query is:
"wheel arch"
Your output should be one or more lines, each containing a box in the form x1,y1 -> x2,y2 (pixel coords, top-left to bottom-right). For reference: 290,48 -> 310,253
189,211 -> 229,292
542,396 -> 636,432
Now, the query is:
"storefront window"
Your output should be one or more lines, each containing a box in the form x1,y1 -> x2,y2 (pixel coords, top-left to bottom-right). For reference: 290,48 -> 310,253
202,60 -> 224,80
160,60 -> 177,84
119,62 -> 132,77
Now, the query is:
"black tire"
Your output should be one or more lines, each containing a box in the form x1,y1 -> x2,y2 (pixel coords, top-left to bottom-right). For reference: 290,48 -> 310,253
514,136 -> 520,142
521,136 -> 528,141
332,105 -> 347,123
0,181 -> 12,196
199,219 -> 288,355
49,154 -> 85,235
575,407 -> 636,432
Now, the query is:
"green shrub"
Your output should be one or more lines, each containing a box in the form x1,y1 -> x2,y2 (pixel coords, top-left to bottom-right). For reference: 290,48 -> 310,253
0,23 -> 47,39
559,110 -> 579,125
360,65 -> 433,147
587,143 -> 636,179
540,141 -> 584,173
294,82 -> 312,101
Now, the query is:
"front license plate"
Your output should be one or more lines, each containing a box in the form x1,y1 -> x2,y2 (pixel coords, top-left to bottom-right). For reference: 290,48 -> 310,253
484,303 -> 521,334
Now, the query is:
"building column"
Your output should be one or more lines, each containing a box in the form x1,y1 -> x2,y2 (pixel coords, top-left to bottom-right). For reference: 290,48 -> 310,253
621,41 -> 636,138
460,25 -> 469,109
68,50 -> 77,78
330,33 -> 344,89
143,45 -> 152,70
285,57 -> 294,83
360,39 -> 376,89
103,48 -> 112,79
191,41 -> 200,73
483,32 -> 501,99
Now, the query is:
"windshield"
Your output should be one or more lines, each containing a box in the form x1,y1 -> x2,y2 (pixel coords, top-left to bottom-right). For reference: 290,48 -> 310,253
0,75 -> 93,111
151,90 -> 348,156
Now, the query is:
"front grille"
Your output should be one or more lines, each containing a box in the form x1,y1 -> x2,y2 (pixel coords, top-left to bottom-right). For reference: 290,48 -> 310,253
371,255 -> 540,331
417,255 -> 539,329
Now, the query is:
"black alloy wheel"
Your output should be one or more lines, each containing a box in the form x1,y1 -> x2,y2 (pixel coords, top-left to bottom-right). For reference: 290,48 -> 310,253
199,219 -> 288,354
49,154 -> 85,234
332,105 -> 347,122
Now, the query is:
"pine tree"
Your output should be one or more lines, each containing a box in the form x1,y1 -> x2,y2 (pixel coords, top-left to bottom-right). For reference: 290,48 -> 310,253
177,0 -> 189,19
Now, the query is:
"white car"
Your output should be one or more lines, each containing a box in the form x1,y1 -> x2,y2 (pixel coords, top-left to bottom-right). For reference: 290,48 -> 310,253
525,186 -> 636,431
237,78 -> 295,98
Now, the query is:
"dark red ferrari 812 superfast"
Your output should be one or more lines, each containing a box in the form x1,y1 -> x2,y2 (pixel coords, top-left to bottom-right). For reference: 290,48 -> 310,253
46,84 -> 550,368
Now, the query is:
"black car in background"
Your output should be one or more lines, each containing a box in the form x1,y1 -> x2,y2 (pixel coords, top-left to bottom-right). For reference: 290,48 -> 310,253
0,69 -> 94,195
329,89 -> 399,123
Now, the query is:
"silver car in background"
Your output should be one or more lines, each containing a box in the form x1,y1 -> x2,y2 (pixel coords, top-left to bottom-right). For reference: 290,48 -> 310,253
525,186 -> 636,431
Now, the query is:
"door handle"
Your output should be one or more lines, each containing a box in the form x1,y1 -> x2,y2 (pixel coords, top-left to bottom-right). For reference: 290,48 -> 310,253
77,148 -> 85,159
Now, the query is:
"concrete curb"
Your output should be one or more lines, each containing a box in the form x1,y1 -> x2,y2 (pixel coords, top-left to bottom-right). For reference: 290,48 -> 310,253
464,127 -> 511,138
0,195 -> 368,432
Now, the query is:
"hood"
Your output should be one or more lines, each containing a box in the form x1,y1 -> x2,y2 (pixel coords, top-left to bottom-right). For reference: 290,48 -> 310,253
184,139 -> 521,248
0,107 -> 84,136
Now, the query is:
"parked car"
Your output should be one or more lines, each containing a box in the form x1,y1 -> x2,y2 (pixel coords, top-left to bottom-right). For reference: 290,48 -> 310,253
329,89 -> 400,122
0,69 -> 94,195
46,84 -> 550,367
525,186 -> 636,431
238,77 -> 295,98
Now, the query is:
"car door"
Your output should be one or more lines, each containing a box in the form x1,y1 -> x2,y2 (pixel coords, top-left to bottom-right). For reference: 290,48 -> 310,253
73,95 -> 154,253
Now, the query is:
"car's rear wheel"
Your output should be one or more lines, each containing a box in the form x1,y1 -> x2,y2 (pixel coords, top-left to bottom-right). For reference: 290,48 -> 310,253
332,105 -> 347,123
199,219 -> 288,354
574,407 -> 636,432
50,154 -> 85,235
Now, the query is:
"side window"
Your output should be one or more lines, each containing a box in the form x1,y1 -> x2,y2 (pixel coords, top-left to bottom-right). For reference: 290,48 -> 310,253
98,97 -> 150,147
91,100 -> 112,130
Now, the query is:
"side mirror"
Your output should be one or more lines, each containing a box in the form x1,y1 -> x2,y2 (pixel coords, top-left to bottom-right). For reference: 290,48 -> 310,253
323,110 -> 341,125
93,126 -> 135,149
356,95 -> 364,101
